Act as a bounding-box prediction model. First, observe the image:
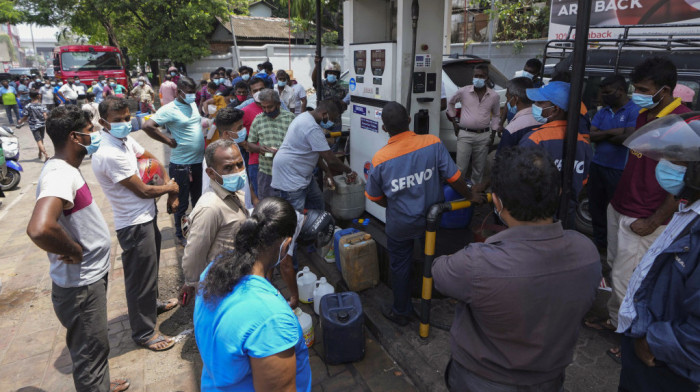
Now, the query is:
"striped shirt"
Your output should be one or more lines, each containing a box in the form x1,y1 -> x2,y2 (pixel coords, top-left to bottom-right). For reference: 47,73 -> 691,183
617,200 -> 700,333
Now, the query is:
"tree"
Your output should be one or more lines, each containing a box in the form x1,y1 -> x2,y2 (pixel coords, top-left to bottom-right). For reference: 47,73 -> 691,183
0,0 -> 25,24
272,0 -> 343,44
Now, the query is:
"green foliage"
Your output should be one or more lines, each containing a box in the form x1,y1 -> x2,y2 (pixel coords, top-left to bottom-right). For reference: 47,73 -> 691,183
0,34 -> 17,61
0,0 -> 24,24
486,0 -> 548,42
17,0 -> 250,64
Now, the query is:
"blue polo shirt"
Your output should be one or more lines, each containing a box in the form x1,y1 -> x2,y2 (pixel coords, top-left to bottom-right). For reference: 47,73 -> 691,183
591,100 -> 640,170
194,268 -> 311,391
365,131 -> 461,240
150,99 -> 204,165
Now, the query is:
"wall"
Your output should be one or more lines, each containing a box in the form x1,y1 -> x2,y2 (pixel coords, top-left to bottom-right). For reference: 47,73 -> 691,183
449,39 -> 547,79
249,3 -> 273,18
186,44 -> 345,91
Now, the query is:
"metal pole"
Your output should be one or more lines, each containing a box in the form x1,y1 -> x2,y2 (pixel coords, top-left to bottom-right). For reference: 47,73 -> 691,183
30,25 -> 37,66
315,0 -> 323,104
229,9 -> 241,70
487,0 -> 495,59
559,0 -> 591,227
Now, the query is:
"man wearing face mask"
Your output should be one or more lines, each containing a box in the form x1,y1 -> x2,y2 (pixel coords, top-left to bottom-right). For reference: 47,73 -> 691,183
59,77 -> 79,105
497,77 -> 540,153
181,138 -> 250,304
614,112 -> 700,391
599,58 -> 689,361
522,58 -> 543,88
92,97 -> 180,352
92,76 -> 105,104
27,105 -> 131,392
73,77 -> 88,106
143,76 -> 205,246
231,65 -> 253,86
432,147 -> 600,391
130,77 -> 155,114
159,74 -> 178,106
168,66 -> 180,84
519,81 -> 593,228
447,64 -> 501,184
272,99 -> 357,211
227,81 -> 249,108
246,89 -> 295,198
236,77 -> 268,196
587,76 -> 640,251
275,70 -> 296,112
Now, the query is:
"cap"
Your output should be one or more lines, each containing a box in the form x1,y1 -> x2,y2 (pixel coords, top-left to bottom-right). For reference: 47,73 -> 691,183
526,81 -> 570,111
624,112 -> 700,162
674,84 -> 695,103
298,209 -> 335,248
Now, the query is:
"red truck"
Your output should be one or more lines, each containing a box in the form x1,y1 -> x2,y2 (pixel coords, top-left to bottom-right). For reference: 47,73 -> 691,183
52,45 -> 130,89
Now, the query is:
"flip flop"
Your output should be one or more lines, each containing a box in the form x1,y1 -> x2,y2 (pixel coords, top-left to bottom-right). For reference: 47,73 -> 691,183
110,377 -> 130,392
606,346 -> 622,364
157,298 -> 178,314
584,317 -> 616,331
138,333 -> 175,352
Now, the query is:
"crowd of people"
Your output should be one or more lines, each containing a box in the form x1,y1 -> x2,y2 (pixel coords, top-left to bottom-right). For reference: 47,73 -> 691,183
10,51 -> 699,392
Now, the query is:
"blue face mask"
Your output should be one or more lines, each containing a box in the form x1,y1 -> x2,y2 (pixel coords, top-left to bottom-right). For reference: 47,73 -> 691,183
506,98 -> 518,116
655,159 -> 687,195
278,81 -> 287,88
632,88 -> 664,109
242,74 -> 250,81
233,127 -> 247,143
326,74 -> 337,84
532,104 -> 554,124
216,170 -> 247,192
109,82 -> 116,87
521,71 -> 535,80
109,121 -> 132,138
213,79 -> 220,85
220,78 -> 226,84
77,132 -> 102,155
473,77 -> 486,88
320,116 -> 334,129
258,70 -> 266,75
183,93 -> 196,104
264,108 -> 280,118
170,71 -> 177,76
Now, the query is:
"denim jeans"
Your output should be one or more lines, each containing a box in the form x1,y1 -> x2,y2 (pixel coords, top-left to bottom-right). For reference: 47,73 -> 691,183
248,163 -> 259,197
386,235 -> 423,316
588,162 -> 623,248
278,179 -> 324,212
169,162 -> 202,238
619,336 -> 697,392
5,104 -> 19,124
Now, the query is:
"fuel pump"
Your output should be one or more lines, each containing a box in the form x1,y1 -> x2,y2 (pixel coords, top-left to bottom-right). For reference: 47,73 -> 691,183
345,0 -> 446,223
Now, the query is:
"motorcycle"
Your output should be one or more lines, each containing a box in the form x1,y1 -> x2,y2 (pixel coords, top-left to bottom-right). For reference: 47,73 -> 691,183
0,126 -> 23,191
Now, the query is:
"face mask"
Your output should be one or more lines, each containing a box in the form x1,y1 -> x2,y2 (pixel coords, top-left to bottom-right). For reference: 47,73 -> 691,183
532,104 -> 554,124
58,82 -> 63,86
506,98 -> 517,116
45,83 -> 50,87
242,74 -> 250,81
74,79 -> 80,83
219,78 -> 226,84
326,74 -> 337,83
183,93 -> 196,104
233,127 -> 247,143
601,93 -> 618,107
35,79 -> 41,83
92,83 -> 97,87
76,132 -> 102,155
521,71 -> 534,80
264,108 -> 280,118
50,82 -> 56,86
236,94 -> 247,102
272,240 -> 286,269
216,169 -> 247,192
655,159 -> 687,195
213,79 -> 220,85
278,81 -> 287,88
320,115 -> 334,129
170,71 -> 177,76
632,87 -> 665,109
110,82 -> 116,87
473,78 -> 486,88
138,81 -> 144,86
258,70 -> 266,75
99,80 -> 104,85
108,121 -> 133,138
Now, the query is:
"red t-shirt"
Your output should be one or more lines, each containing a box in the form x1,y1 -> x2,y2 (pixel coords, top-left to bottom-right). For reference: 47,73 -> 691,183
610,99 -> 690,218
242,103 -> 262,165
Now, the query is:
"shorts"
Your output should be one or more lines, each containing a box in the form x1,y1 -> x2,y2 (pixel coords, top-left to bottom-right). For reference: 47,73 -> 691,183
31,126 -> 46,142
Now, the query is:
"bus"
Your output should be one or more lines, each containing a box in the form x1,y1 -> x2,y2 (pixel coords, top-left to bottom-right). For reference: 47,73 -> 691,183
52,45 -> 129,90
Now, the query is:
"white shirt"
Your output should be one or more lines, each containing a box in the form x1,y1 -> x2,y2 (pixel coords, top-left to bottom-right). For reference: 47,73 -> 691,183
91,132 -> 156,230
278,85 -> 296,111
59,83 -> 78,100
39,85 -> 55,105
292,83 -> 306,115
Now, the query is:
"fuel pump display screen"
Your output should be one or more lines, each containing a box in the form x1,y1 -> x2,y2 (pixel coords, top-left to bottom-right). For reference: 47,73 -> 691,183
354,50 -> 366,75
371,49 -> 386,76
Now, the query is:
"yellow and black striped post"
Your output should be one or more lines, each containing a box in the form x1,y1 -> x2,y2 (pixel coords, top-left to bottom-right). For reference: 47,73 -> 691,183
419,194 -> 492,339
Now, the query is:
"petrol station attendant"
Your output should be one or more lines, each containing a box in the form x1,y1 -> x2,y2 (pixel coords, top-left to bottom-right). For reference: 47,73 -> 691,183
364,101 -> 481,326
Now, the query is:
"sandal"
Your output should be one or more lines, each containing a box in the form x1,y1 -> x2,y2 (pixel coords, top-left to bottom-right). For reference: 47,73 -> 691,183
138,333 -> 175,352
157,298 -> 178,314
110,377 -> 130,392
606,346 -> 622,364
584,317 -> 616,331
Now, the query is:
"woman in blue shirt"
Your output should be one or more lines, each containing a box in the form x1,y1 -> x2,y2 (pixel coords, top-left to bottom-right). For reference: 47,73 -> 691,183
194,197 -> 312,391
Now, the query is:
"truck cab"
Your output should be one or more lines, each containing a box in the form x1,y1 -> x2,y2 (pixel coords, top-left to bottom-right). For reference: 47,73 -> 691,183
52,45 -> 130,90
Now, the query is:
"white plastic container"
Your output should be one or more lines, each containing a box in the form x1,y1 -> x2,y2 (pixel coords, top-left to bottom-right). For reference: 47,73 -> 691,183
330,175 -> 366,220
296,266 -> 317,304
313,278 -> 335,315
294,307 -> 315,348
